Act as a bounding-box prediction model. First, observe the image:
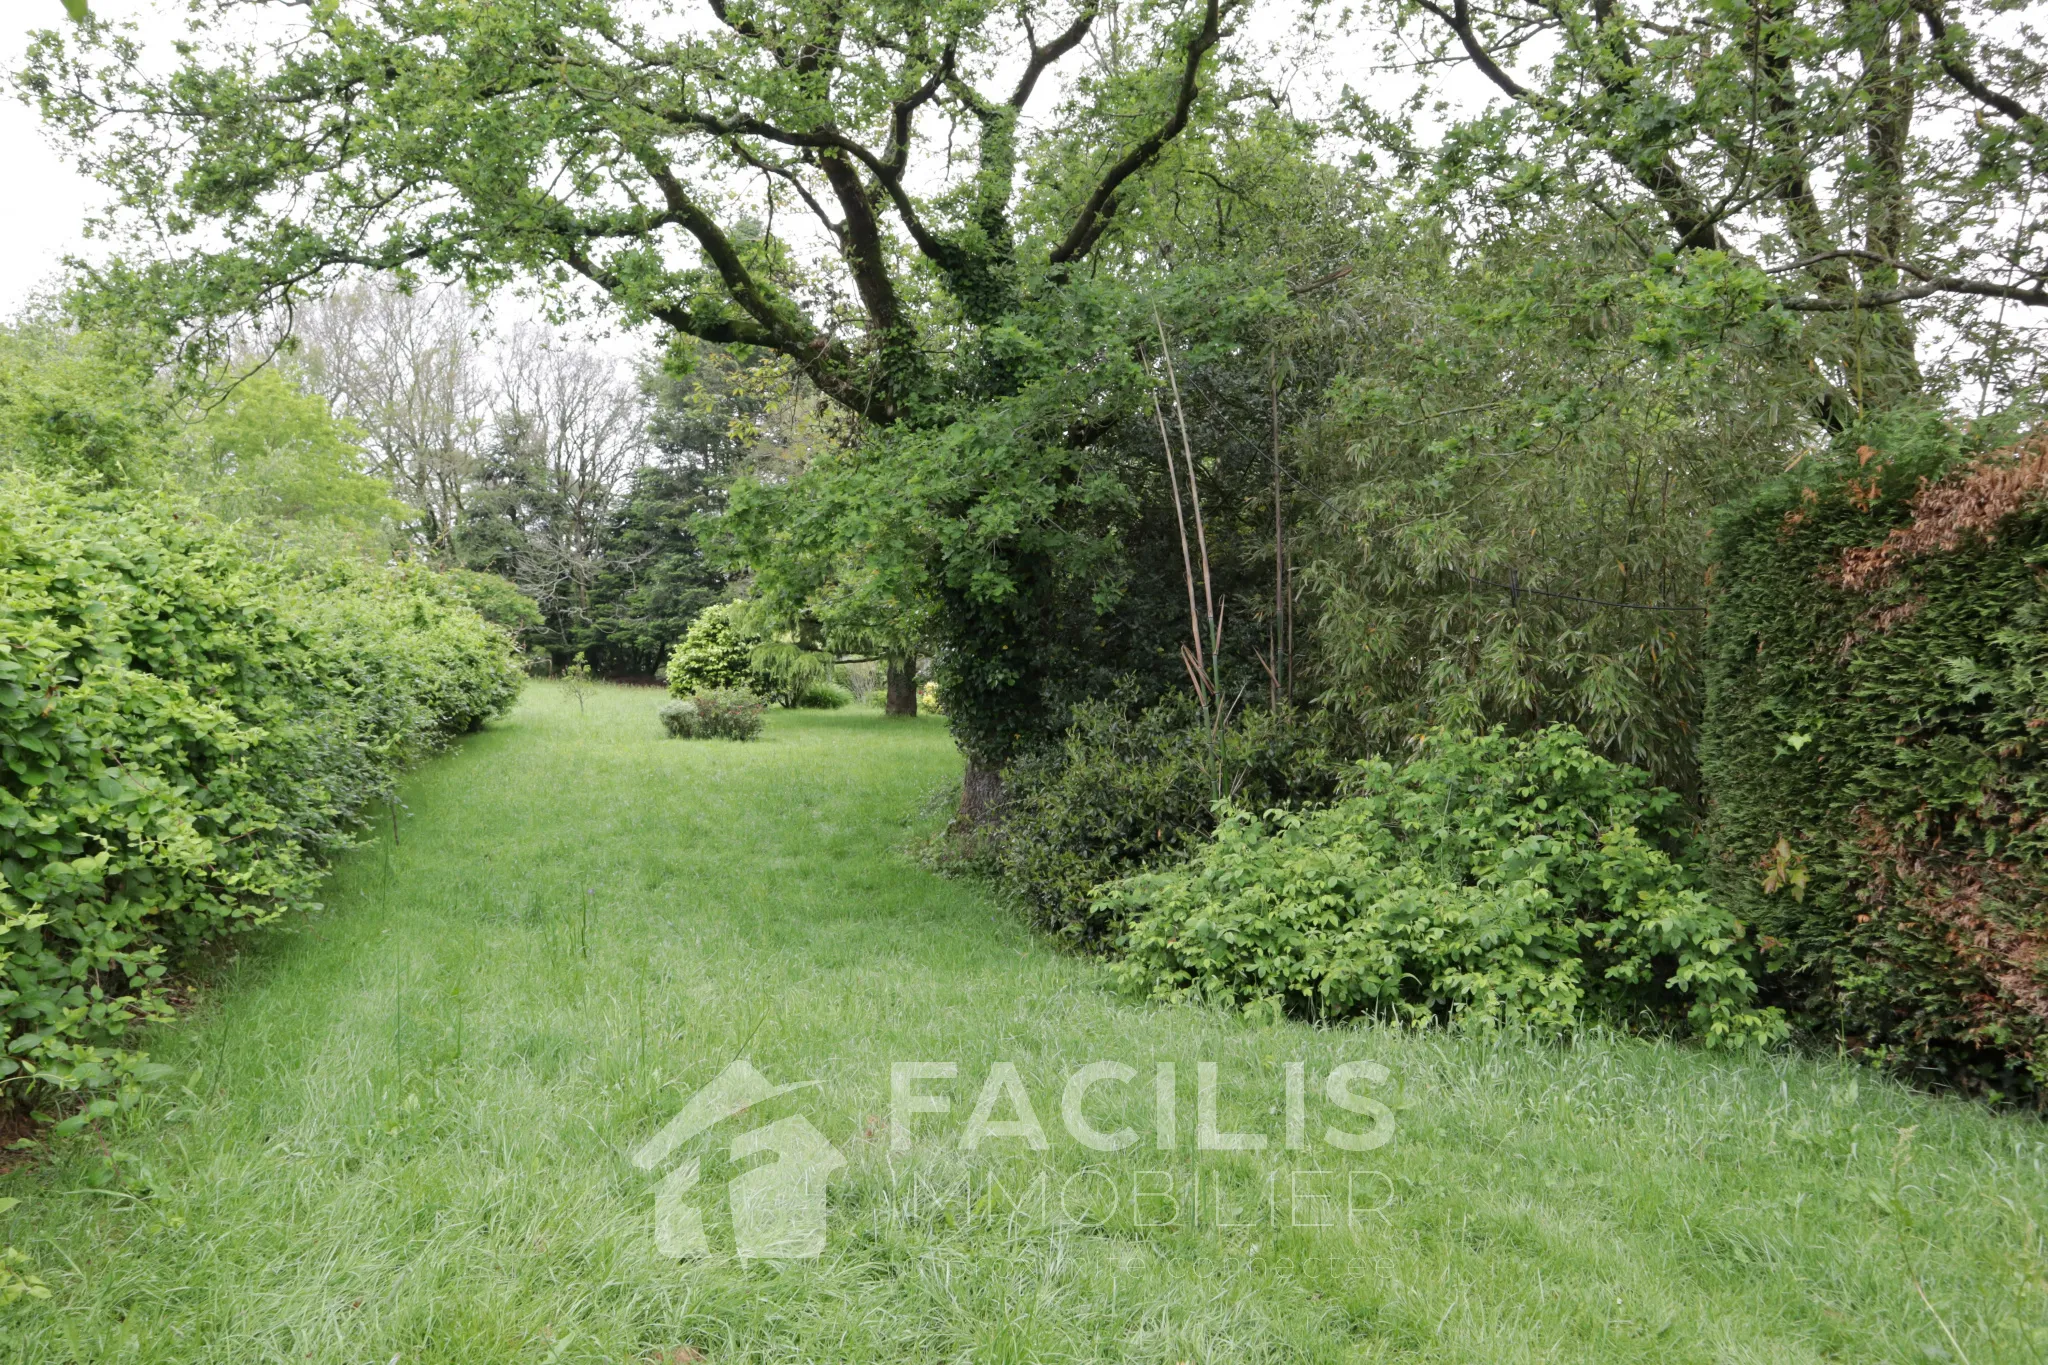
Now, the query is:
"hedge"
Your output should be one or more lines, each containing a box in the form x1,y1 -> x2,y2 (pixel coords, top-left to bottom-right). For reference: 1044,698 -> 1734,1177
1703,419 -> 2048,1100
0,475 -> 523,1116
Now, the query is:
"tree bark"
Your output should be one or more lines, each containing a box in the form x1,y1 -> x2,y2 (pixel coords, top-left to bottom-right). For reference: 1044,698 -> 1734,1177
957,757 -> 1005,828
884,656 -> 918,717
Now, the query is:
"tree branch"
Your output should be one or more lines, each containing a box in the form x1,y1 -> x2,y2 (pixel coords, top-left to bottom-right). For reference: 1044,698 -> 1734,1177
1750,0 -> 1848,286
727,140 -> 846,243
1780,274 -> 2048,311
884,42 -> 954,174
1764,247 -> 1934,282
1413,0 -> 1530,99
1911,1 -> 2048,145
815,146 -> 910,341
656,105 -> 953,267
1415,0 -> 1731,251
635,153 -> 804,343
1012,3 -> 1099,110
1048,0 -> 1227,266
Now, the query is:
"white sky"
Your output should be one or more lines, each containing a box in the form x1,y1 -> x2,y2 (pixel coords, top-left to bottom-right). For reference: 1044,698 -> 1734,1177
2,3 -> 118,314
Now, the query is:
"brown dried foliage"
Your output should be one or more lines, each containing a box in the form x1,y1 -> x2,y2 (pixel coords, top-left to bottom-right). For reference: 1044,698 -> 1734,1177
1836,432 -> 2048,592
1855,812 -> 2048,1066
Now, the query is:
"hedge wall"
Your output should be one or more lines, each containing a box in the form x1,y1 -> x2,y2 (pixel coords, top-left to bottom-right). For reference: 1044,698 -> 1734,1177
0,475 -> 523,1115
1703,420 -> 2048,1100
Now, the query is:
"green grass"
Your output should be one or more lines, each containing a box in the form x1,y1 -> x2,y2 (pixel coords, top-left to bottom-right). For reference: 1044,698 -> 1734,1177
3,681 -> 2045,1363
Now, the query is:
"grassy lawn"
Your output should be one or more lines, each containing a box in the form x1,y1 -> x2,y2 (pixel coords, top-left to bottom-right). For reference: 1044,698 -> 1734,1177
3,680 -> 2045,1363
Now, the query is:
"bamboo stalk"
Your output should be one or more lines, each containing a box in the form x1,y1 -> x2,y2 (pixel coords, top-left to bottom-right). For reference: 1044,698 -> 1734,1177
1148,375 -> 1207,689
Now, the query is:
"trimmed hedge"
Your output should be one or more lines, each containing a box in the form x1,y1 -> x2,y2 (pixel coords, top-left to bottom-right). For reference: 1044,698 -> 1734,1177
1703,421 -> 2048,1099
0,475 -> 522,1114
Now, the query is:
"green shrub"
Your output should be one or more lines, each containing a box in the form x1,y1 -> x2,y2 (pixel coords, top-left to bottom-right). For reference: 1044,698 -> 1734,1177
1105,726 -> 1785,1046
0,325 -> 167,485
0,473 -> 523,1114
659,689 -> 765,741
790,681 -> 853,709
1703,417 -> 2048,1097
440,568 -> 544,642
991,694 -> 1341,943
664,603 -> 759,695
747,639 -> 846,707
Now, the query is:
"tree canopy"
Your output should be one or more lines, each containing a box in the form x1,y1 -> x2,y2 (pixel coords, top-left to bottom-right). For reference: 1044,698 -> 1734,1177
1379,0 -> 2048,412
29,0 -> 1238,420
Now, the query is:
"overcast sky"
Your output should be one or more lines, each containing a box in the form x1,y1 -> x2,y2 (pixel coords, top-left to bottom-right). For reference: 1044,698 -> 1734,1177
2,5 -> 118,313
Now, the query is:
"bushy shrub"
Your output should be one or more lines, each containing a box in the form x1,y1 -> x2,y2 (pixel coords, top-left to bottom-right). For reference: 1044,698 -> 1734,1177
991,694 -> 1341,942
659,689 -> 766,740
440,568 -> 545,642
790,681 -> 853,709
664,603 -> 759,694
0,325 -> 167,485
1704,417 -> 2048,1097
0,474 -> 522,1114
1105,727 -> 1785,1046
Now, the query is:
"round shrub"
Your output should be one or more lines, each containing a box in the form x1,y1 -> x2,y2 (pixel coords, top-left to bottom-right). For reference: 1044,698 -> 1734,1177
790,681 -> 853,709
664,603 -> 759,695
1103,726 -> 1785,1046
660,689 -> 765,741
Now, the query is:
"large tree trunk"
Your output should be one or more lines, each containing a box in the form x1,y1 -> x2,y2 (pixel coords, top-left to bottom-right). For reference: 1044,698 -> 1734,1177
957,757 -> 1005,829
884,656 -> 917,717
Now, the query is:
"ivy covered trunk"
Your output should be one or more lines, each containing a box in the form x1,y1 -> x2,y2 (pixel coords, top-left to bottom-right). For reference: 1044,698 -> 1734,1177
884,657 -> 917,717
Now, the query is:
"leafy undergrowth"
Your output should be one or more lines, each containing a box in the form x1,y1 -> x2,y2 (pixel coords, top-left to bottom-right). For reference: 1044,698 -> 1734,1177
1,683 -> 2043,1363
1108,728 -> 1784,1046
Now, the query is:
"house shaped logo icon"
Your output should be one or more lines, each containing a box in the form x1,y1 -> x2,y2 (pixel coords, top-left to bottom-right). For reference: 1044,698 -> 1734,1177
632,1059 -> 846,1260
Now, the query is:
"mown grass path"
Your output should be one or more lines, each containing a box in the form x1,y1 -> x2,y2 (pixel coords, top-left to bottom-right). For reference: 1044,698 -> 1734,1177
4,683 -> 2046,1363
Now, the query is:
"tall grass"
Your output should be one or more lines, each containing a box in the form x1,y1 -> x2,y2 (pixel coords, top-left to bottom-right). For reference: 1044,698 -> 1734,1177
2,683 -> 2043,1362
